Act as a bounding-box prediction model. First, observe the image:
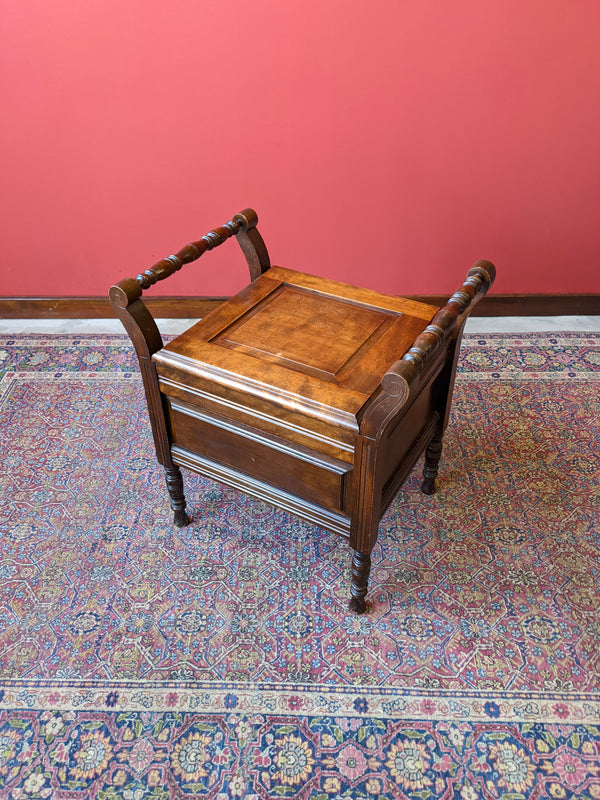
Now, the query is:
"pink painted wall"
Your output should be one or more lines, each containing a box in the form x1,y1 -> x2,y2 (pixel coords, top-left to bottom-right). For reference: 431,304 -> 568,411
2,0 -> 600,299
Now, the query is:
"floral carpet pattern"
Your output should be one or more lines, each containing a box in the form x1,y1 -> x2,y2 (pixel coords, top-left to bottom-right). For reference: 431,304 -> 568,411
0,332 -> 599,798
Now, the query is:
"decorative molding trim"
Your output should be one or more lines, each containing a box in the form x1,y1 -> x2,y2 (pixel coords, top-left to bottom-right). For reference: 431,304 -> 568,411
1,294 -> 599,319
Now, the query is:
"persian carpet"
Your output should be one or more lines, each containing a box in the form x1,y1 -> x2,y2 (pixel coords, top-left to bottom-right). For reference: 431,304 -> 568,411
0,331 -> 599,799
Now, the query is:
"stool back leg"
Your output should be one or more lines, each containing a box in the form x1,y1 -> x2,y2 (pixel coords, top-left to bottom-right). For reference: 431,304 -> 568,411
421,429 -> 444,495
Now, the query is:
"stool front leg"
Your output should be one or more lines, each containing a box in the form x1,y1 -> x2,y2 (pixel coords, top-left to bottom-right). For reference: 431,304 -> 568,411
164,465 -> 190,527
348,431 -> 388,614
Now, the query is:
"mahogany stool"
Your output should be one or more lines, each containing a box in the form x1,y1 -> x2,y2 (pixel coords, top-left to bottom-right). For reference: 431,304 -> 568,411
110,209 -> 495,613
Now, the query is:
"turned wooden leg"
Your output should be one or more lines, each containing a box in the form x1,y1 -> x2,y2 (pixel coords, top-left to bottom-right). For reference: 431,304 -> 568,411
164,465 -> 190,527
348,550 -> 371,614
421,430 -> 444,495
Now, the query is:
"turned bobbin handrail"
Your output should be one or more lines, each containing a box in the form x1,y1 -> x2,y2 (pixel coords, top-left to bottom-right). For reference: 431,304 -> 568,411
109,208 -> 270,314
383,260 -> 496,393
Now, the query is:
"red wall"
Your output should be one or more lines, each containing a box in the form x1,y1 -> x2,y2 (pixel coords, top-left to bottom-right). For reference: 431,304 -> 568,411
3,0 -> 600,298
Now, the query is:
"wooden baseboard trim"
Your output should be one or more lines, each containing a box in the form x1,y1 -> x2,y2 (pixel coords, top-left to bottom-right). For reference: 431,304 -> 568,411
1,294 -> 599,319
0,297 -> 228,320
412,294 -> 600,317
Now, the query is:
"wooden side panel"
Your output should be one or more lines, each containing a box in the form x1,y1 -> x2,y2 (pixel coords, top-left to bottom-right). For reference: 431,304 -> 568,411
381,388 -> 436,487
381,414 -> 440,514
379,349 -> 450,498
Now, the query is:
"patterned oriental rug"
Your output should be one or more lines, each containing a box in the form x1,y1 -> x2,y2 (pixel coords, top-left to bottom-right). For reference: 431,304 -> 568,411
0,332 -> 599,799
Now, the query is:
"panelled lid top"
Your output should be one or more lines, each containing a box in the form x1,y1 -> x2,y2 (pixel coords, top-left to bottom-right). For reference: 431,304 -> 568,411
153,267 -> 440,425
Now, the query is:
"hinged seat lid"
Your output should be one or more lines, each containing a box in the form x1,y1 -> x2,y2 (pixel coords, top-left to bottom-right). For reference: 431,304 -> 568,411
153,267 -> 439,431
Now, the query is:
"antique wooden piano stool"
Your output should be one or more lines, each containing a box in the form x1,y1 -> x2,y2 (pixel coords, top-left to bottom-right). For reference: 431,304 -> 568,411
110,209 -> 495,613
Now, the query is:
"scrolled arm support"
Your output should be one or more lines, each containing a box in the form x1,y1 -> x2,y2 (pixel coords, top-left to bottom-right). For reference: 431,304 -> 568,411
107,208 -> 271,470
